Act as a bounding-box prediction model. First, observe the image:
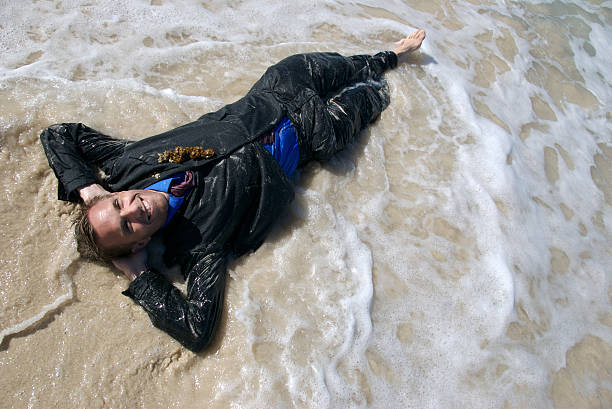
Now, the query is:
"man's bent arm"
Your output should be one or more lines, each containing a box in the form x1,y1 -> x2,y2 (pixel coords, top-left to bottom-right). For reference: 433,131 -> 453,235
40,123 -> 128,202
122,251 -> 228,352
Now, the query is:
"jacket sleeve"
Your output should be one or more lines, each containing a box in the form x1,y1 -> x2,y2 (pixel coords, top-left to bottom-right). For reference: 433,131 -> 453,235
122,250 -> 228,352
39,123 -> 130,202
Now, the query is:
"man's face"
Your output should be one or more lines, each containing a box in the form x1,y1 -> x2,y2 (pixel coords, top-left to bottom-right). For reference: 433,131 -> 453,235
88,189 -> 170,253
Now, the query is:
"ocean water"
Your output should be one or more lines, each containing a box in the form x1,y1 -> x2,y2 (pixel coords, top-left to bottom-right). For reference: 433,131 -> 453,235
0,0 -> 610,408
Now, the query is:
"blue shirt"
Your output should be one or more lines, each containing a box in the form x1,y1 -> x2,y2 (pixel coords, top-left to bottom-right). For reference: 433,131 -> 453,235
262,117 -> 299,177
145,172 -> 190,228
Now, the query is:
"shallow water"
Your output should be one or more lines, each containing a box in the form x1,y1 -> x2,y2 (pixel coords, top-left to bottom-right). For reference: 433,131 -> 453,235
0,0 -> 610,408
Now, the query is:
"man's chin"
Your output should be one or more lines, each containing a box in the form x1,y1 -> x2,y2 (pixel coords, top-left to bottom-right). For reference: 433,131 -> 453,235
146,191 -> 170,224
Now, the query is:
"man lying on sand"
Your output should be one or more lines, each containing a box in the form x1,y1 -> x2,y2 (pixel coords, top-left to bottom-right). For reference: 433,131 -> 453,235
40,30 -> 426,351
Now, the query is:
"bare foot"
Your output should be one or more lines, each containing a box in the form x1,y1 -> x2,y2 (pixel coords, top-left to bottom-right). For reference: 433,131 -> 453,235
393,29 -> 426,56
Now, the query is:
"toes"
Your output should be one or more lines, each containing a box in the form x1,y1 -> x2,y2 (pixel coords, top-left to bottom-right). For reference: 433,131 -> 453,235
407,29 -> 425,40
393,29 -> 425,55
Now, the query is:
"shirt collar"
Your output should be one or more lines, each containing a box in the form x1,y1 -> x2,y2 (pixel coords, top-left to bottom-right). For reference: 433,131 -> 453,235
144,172 -> 189,228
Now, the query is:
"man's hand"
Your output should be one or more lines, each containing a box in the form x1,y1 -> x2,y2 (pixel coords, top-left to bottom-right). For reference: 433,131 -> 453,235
112,249 -> 148,282
78,183 -> 110,205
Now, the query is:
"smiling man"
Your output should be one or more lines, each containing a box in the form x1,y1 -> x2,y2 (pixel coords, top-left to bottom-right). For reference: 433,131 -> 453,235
88,189 -> 169,255
41,30 -> 426,351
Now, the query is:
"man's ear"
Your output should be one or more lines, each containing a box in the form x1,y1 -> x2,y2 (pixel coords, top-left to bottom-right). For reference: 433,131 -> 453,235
131,237 -> 151,253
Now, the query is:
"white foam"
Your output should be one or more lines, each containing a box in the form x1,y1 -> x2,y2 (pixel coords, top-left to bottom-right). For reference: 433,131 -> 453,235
0,273 -> 73,345
322,214 -> 374,407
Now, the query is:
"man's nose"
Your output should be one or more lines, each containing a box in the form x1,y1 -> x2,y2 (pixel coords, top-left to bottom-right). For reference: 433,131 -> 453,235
121,201 -> 144,220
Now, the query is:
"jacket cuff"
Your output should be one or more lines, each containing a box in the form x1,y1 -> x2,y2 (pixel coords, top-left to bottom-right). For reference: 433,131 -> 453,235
60,177 -> 99,202
121,269 -> 159,300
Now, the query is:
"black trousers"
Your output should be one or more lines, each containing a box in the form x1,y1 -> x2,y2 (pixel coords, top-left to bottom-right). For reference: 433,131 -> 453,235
248,51 -> 394,166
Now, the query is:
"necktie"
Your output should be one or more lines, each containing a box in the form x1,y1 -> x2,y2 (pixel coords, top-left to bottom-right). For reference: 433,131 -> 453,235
169,171 -> 194,197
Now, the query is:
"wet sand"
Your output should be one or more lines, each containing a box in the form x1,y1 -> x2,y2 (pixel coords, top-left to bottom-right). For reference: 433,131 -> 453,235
1,0 -> 611,408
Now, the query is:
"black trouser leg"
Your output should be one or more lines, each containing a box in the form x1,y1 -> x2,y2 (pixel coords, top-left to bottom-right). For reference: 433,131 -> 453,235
297,77 -> 390,164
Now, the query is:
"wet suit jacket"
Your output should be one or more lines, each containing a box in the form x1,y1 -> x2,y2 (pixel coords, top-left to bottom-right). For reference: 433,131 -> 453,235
40,50 -> 397,352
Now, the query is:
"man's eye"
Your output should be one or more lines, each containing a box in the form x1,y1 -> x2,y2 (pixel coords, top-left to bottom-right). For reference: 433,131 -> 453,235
114,199 -> 120,209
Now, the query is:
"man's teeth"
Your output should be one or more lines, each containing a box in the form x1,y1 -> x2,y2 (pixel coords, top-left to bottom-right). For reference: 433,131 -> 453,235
143,201 -> 150,217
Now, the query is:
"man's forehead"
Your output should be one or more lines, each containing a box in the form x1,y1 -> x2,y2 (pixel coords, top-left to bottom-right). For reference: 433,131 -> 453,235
89,197 -> 129,248
89,196 -> 117,232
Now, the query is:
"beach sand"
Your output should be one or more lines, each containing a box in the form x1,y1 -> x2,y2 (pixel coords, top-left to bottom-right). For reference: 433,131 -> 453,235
0,0 -> 610,407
